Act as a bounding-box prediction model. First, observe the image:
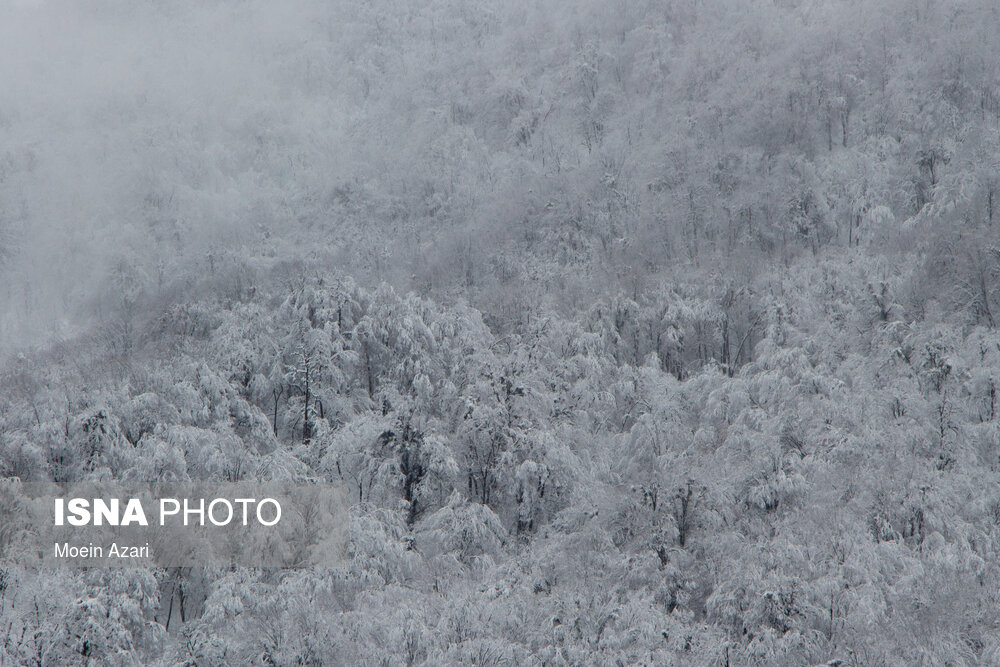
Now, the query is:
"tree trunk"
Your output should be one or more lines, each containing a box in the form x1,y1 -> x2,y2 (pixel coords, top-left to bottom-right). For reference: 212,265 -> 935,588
303,367 -> 311,442
271,386 -> 282,437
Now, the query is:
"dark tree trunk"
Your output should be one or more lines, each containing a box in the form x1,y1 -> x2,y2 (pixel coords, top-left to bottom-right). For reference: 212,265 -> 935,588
272,385 -> 283,437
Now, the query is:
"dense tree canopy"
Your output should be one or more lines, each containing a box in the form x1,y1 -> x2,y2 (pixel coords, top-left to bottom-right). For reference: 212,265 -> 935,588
3,0 -> 1000,665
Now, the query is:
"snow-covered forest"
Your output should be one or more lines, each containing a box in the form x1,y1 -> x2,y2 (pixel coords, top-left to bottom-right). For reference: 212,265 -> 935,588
2,0 -> 1000,664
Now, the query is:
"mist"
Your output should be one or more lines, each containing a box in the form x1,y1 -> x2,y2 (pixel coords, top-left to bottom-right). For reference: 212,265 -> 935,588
0,0 -> 360,355
4,2 -> 1000,662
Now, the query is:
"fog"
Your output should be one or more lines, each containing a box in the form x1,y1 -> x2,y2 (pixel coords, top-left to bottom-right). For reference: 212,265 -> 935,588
0,0 -> 359,356
4,1 -> 1000,664
0,0 -> 647,359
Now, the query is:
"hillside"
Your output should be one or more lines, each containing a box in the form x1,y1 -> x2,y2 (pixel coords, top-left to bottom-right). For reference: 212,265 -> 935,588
2,1 -> 1000,665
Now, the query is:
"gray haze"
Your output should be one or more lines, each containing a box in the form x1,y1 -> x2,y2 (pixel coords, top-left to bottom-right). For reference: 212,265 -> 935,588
3,0 -> 1000,665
